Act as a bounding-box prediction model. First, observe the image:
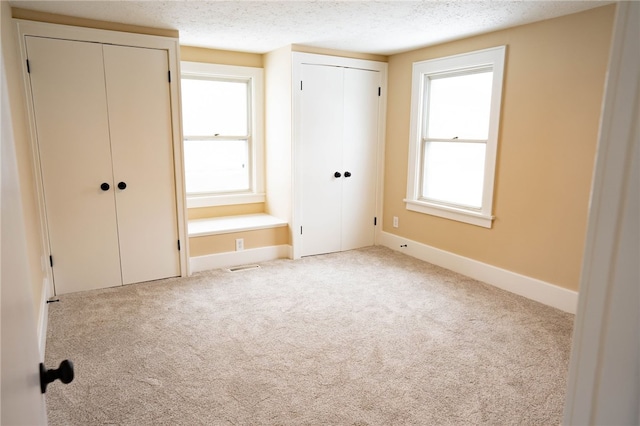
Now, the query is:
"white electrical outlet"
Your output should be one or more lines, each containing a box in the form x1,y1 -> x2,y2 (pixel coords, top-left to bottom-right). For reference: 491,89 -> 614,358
235,238 -> 244,251
393,216 -> 399,228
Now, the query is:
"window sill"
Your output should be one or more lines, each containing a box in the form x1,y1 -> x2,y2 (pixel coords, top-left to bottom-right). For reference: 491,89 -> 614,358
404,199 -> 494,228
187,193 -> 266,209
188,213 -> 287,237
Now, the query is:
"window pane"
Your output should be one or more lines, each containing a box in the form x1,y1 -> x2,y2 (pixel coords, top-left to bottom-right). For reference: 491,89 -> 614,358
427,71 -> 493,140
181,78 -> 248,136
422,142 -> 486,208
184,139 -> 249,194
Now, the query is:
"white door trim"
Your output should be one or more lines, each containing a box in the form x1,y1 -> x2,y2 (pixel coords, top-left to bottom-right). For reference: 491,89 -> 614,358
563,2 -> 640,424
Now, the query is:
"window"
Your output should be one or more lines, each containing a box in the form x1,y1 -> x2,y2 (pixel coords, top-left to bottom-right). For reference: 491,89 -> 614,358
180,62 -> 264,207
405,46 -> 505,228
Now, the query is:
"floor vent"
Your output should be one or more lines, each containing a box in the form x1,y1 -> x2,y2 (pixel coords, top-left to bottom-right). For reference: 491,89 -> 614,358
227,264 -> 261,272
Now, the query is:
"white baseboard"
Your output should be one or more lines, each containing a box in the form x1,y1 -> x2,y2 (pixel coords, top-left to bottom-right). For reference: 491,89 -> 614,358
38,277 -> 49,360
190,245 -> 292,273
379,232 -> 578,314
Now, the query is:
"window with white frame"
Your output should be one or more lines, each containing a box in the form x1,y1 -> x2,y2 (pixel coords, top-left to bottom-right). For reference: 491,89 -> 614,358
180,62 -> 264,208
405,46 -> 506,228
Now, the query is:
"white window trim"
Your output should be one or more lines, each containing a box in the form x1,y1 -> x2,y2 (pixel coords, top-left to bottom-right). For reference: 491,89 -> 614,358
405,46 -> 506,228
180,61 -> 265,208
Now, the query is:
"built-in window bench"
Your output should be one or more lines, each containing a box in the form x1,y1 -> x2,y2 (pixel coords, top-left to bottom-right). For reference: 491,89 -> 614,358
188,213 -> 287,237
187,214 -> 290,272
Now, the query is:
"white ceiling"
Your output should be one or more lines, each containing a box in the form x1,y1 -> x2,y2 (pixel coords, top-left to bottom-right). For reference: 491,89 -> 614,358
10,1 -> 612,55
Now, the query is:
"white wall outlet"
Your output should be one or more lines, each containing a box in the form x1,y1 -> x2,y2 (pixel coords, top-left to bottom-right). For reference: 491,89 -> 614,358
393,216 -> 399,228
235,238 -> 244,251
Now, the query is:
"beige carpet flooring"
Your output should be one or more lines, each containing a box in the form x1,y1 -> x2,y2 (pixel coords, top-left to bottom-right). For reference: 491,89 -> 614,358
45,246 -> 574,425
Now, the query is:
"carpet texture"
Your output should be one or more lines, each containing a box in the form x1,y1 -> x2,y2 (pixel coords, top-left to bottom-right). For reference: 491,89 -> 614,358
45,246 -> 574,425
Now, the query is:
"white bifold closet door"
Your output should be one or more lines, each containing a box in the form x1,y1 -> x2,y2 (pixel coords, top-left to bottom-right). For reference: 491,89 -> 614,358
102,45 -> 179,286
300,64 -> 379,257
26,36 -> 180,295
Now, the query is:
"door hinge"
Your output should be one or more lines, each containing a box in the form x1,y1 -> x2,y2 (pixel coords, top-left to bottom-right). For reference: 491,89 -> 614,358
300,226 -> 303,235
168,70 -> 171,83
49,255 -> 53,267
177,240 -> 181,251
378,87 -> 381,96
26,59 -> 31,74
374,217 -> 377,226
300,81 -> 303,91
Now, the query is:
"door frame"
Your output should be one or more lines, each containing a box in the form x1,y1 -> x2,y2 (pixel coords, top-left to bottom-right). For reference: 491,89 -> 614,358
14,19 -> 190,297
562,1 -> 639,423
291,52 -> 388,259
1,49 -> 48,424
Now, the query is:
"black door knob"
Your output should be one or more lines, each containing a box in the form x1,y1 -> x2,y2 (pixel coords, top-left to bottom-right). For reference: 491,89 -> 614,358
118,182 -> 127,190
334,172 -> 342,178
344,171 -> 352,178
40,360 -> 74,393
100,183 -> 110,191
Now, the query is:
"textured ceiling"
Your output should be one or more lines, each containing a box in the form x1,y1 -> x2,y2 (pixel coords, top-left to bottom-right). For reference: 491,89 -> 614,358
9,1 -> 611,55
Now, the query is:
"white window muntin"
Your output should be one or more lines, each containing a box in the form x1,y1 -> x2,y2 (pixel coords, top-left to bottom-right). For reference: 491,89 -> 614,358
405,46 -> 506,228
181,61 -> 264,207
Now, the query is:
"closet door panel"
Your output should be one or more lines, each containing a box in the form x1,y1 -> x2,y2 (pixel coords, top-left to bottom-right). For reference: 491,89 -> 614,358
103,45 -> 180,285
300,64 -> 344,256
341,68 -> 379,250
26,37 -> 122,294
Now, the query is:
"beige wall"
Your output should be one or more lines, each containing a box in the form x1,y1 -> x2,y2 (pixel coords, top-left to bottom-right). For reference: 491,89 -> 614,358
189,227 -> 289,257
180,45 -> 262,68
383,5 -> 615,291
3,4 -> 47,319
188,203 -> 265,220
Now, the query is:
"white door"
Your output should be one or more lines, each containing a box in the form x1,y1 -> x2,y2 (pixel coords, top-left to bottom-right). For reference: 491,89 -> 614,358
300,64 -> 344,256
103,45 -> 180,285
563,2 -> 640,423
27,38 -> 181,294
1,60 -> 48,425
26,36 -> 122,295
341,68 -> 379,251
300,64 -> 380,256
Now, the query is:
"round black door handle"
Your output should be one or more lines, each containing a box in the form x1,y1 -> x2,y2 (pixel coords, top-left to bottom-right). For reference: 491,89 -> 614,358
40,359 -> 74,394
118,182 -> 127,190
334,172 -> 342,178
344,171 -> 352,178
100,183 -> 110,191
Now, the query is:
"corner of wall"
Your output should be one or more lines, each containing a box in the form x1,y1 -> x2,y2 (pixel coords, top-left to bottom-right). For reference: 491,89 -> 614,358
264,45 -> 293,224
179,45 -> 263,68
4,1 -> 50,333
379,232 -> 578,313
381,7 -> 616,292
